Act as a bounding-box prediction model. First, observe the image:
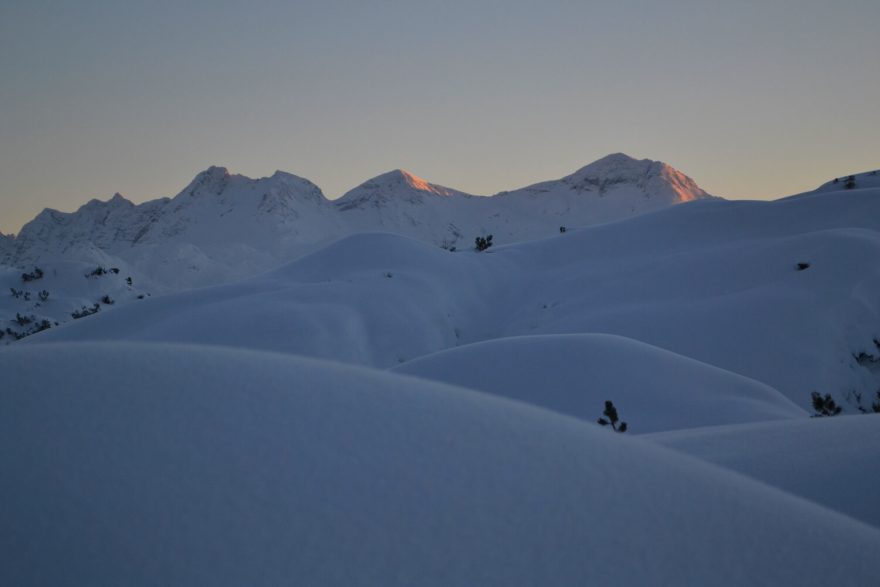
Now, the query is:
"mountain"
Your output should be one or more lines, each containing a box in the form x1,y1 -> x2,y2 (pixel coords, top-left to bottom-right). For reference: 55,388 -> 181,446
496,152 -> 711,211
1,153 -> 714,293
335,169 -> 487,249
336,153 -> 716,249
336,169 -> 474,208
4,166 -> 343,290
8,164 -> 880,583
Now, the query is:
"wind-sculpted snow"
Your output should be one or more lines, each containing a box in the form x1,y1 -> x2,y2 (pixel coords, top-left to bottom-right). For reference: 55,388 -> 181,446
3,343 -> 880,586
30,234 -> 499,365
30,185 -> 880,410
649,416 -> 880,528
393,334 -> 807,433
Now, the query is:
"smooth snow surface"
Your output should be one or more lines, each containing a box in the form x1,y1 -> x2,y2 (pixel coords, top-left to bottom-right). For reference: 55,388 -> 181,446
649,415 -> 880,527
393,334 -> 806,433
3,343 -> 880,587
31,185 -> 880,410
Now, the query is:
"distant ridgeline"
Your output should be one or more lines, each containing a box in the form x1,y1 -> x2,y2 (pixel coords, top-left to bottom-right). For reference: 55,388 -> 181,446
0,154 -> 714,292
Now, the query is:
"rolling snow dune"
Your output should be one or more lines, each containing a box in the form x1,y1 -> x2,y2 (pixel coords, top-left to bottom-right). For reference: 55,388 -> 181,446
648,415 -> 880,528
26,233 -> 498,365
29,185 -> 880,410
497,190 -> 880,407
2,343 -> 880,586
392,334 -> 807,433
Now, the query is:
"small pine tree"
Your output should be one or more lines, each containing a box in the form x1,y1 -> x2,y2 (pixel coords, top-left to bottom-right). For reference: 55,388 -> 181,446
597,400 -> 628,432
844,175 -> 856,189
810,391 -> 842,417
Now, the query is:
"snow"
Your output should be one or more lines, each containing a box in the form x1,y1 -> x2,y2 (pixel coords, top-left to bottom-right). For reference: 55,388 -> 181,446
2,342 -> 880,586
3,165 -> 344,291
1,153 -> 711,294
392,333 -> 807,433
648,415 -> 880,527
4,157 -> 880,584
1,260 -> 149,343
814,168 -> 880,193
31,182 -> 880,410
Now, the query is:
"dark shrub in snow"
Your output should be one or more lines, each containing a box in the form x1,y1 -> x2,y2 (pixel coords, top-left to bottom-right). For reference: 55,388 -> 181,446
811,392 -> 842,417
598,400 -> 628,432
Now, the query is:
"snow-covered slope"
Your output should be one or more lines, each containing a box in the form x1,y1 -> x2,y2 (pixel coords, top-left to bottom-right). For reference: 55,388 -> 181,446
649,416 -> 880,528
3,342 -> 879,586
2,154 -> 713,292
392,334 -> 806,433
4,167 -> 343,290
337,153 -> 714,249
1,261 -> 149,342
489,152 -> 713,235
335,169 -> 485,250
26,233 -> 495,363
30,181 -> 880,411
815,168 -> 880,193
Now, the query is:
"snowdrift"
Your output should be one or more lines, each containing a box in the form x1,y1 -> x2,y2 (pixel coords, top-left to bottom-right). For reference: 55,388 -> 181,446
649,415 -> 880,528
393,334 -> 806,433
2,342 -> 879,586
29,186 -> 880,410
25,233 -> 497,365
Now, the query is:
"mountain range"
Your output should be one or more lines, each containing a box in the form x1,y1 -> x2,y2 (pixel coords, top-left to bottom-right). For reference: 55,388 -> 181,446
1,153 -> 713,291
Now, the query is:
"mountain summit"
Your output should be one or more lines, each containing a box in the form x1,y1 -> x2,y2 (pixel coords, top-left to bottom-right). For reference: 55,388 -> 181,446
336,169 -> 474,210
503,153 -> 712,204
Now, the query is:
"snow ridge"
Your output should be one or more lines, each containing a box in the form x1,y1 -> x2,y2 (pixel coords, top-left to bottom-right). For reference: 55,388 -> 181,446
2,154 -> 713,290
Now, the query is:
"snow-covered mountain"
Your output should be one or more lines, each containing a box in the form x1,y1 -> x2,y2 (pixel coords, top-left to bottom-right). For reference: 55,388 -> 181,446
1,154 -> 713,290
492,152 -> 712,227
6,159 -> 880,585
32,179 -> 880,412
4,166 -> 343,290
337,153 -> 715,248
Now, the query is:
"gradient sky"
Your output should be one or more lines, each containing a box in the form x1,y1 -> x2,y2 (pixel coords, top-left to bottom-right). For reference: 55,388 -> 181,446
1,0 -> 878,234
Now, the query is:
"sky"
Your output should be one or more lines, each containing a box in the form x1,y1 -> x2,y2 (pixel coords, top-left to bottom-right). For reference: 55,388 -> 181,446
1,0 -> 878,234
